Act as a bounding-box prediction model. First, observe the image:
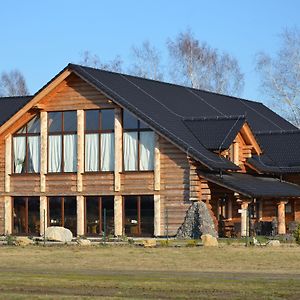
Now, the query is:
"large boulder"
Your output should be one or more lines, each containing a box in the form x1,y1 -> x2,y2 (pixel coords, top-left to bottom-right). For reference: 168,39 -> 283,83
14,236 -> 34,246
45,226 -> 73,242
176,201 -> 217,239
201,234 -> 219,247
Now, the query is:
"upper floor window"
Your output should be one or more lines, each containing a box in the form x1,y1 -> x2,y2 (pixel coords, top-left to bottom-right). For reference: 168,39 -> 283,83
48,111 -> 77,173
13,116 -> 40,173
123,110 -> 154,171
85,109 -> 115,172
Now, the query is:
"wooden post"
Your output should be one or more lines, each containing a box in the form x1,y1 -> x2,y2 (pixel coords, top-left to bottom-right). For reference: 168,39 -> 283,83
114,195 -> 123,236
278,200 -> 287,235
77,110 -> 84,192
114,108 -> 122,192
5,135 -> 12,193
40,111 -> 48,192
241,200 -> 250,237
258,200 -> 263,221
154,194 -> 161,236
233,141 -> 239,166
77,195 -> 85,236
40,196 -> 48,236
154,134 -> 160,191
4,196 -> 12,235
227,197 -> 232,220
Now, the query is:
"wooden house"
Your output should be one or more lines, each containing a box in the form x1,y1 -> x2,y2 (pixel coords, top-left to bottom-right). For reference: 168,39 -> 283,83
0,63 -> 300,238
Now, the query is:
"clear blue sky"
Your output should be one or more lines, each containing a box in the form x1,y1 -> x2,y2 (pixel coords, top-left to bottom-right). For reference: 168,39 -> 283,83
0,0 -> 300,105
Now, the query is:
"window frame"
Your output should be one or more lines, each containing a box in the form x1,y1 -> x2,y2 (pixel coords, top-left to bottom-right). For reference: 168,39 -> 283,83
12,115 -> 41,174
84,109 -> 115,173
47,111 -> 77,173
122,111 -> 154,172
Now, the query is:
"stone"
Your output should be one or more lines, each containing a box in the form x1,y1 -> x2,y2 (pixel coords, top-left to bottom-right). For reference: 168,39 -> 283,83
201,234 -> 219,247
267,240 -> 281,247
143,239 -> 157,248
77,239 -> 92,246
14,236 -> 34,246
45,226 -> 73,242
176,201 -> 217,239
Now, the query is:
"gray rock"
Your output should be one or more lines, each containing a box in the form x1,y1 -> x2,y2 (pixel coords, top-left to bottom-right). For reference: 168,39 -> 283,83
201,234 -> 219,247
267,240 -> 281,247
176,201 -> 217,239
77,239 -> 92,246
14,236 -> 34,246
45,226 -> 73,242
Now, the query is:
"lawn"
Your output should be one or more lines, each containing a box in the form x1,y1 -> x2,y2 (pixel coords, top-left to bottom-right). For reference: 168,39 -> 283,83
0,244 -> 300,299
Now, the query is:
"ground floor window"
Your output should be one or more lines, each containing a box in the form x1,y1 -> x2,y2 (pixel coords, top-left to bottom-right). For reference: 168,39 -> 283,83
123,195 -> 154,237
85,196 -> 114,236
48,196 -> 77,234
13,197 -> 40,235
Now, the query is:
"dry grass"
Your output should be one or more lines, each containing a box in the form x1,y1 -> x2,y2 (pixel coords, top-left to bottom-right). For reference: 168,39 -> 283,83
0,244 -> 300,299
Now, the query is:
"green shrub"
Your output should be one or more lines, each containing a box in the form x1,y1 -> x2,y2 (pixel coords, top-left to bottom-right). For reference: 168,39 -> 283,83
293,224 -> 300,244
186,239 -> 197,247
159,240 -> 172,247
5,235 -> 16,246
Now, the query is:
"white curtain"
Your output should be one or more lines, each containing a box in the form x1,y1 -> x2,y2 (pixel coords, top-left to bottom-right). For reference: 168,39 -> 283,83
64,134 -> 77,172
13,136 -> 26,173
48,135 -> 62,172
101,133 -> 114,171
85,134 -> 99,172
28,136 -> 40,173
123,132 -> 138,171
140,132 -> 155,170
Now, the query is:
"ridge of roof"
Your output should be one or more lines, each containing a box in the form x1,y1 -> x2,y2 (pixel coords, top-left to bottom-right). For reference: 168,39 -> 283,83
255,129 -> 300,135
0,95 -> 32,100
183,115 -> 246,121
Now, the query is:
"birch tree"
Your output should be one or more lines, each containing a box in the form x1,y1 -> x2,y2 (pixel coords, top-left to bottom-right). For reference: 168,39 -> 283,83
0,70 -> 29,97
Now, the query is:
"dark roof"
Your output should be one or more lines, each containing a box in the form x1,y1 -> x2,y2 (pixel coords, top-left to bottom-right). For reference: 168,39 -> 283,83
247,130 -> 300,173
198,171 -> 300,198
183,115 -> 245,150
0,96 -> 32,126
66,63 -> 297,171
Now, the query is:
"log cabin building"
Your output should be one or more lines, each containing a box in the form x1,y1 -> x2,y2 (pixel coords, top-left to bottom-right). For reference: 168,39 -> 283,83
0,63 -> 300,238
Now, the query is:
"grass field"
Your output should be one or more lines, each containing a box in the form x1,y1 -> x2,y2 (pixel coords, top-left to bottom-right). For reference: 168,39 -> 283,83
0,244 -> 300,299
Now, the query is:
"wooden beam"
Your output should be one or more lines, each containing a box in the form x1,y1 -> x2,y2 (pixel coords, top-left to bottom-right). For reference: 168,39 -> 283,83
240,123 -> 262,155
114,195 -> 123,236
154,134 -> 160,191
154,194 -> 161,236
40,111 -> 47,193
77,195 -> 85,236
40,196 -> 48,236
114,108 -> 122,192
233,141 -> 239,166
278,200 -> 288,234
77,110 -> 84,192
5,135 -> 12,193
0,69 -> 72,135
4,196 -> 12,235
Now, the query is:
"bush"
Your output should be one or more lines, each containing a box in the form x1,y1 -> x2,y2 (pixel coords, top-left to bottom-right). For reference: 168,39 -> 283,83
5,235 -> 16,246
186,239 -> 197,247
293,224 -> 300,244
159,240 -> 172,247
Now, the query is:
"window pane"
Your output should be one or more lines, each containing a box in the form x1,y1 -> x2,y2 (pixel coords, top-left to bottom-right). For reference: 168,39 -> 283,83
124,196 -> 139,236
123,132 -> 138,171
101,133 -> 114,171
101,110 -> 114,130
86,197 -> 100,235
48,112 -> 62,132
64,111 -> 77,132
28,197 -> 40,235
27,116 -> 41,133
13,197 -> 26,234
139,120 -> 150,129
123,110 -> 138,129
48,135 -> 62,172
64,197 -> 77,235
28,136 -> 40,173
102,197 -> 114,236
85,134 -> 99,171
49,197 -> 62,227
13,136 -> 26,173
17,125 -> 26,134
141,196 -> 154,236
139,132 -> 155,170
85,110 -> 99,131
64,134 -> 77,172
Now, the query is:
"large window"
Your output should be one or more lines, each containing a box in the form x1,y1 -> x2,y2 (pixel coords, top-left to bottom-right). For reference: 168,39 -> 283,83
123,195 -> 154,237
85,196 -> 114,236
48,196 -> 77,234
13,116 -> 40,173
85,109 -> 114,172
13,197 -> 40,235
123,110 -> 154,171
48,111 -> 77,173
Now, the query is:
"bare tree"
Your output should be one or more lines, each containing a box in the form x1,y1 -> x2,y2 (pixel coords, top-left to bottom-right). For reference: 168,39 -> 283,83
79,51 -> 123,73
256,28 -> 300,127
129,41 -> 164,80
167,29 -> 244,96
0,70 -> 29,97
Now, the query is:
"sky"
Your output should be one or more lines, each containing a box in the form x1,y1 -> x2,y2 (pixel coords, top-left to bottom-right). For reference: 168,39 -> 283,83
0,0 -> 300,106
